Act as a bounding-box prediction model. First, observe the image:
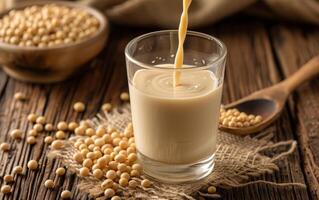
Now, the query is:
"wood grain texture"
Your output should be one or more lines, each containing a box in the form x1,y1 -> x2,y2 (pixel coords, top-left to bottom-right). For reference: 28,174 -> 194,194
203,19 -> 309,200
0,18 -> 315,200
270,24 -> 319,199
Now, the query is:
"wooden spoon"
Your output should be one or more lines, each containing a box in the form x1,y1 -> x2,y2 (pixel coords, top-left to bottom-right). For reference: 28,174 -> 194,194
219,55 -> 319,135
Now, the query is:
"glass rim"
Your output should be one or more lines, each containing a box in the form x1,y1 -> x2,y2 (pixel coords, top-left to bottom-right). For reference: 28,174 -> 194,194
125,30 -> 227,71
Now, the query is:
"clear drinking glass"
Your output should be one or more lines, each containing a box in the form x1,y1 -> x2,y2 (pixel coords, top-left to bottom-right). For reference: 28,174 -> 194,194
125,30 -> 227,183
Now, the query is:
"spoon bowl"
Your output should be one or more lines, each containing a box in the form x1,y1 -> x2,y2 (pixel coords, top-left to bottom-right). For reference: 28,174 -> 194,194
219,55 -> 319,135
220,98 -> 279,135
227,98 -> 277,117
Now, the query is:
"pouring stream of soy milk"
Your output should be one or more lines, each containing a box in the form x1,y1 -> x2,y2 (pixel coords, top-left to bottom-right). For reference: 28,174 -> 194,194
174,0 -> 192,87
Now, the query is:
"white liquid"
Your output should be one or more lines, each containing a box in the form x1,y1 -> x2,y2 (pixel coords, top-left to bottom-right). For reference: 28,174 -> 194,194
129,67 -> 222,164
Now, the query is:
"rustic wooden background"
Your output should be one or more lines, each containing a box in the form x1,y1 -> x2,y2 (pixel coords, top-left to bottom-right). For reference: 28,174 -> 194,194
0,16 -> 318,199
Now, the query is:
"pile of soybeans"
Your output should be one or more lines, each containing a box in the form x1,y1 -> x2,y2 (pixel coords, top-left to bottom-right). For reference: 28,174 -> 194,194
219,106 -> 263,128
0,4 -> 99,47
0,91 -> 220,199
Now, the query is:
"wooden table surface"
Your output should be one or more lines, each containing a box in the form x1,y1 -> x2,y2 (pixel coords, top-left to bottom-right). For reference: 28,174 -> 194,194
0,16 -> 318,200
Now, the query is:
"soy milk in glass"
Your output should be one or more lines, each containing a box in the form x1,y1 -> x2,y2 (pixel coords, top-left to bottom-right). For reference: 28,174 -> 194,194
125,30 -> 226,183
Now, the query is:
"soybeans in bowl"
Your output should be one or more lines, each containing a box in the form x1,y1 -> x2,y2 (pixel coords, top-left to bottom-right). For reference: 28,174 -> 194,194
0,1 -> 108,83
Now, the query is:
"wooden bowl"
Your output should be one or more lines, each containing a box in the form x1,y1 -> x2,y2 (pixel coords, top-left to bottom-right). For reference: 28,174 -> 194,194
0,1 -> 109,83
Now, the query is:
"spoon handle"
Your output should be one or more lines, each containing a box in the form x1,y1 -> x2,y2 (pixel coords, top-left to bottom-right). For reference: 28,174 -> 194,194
281,55 -> 319,93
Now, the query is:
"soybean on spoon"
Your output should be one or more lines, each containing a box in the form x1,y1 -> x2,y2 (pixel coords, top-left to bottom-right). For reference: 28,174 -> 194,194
219,55 -> 319,135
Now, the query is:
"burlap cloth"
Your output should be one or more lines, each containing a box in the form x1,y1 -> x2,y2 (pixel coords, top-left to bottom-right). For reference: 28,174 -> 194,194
49,105 -> 306,199
2,0 -> 319,27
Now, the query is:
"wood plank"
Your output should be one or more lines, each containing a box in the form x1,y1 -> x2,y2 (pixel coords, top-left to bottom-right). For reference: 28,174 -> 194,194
270,23 -> 319,199
0,80 -> 47,200
199,18 -> 309,200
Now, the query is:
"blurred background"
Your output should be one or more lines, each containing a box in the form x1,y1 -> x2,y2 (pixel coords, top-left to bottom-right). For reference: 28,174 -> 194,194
1,0 -> 319,28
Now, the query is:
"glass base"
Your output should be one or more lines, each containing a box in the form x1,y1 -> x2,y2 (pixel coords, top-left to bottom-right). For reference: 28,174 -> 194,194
138,151 -> 215,184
